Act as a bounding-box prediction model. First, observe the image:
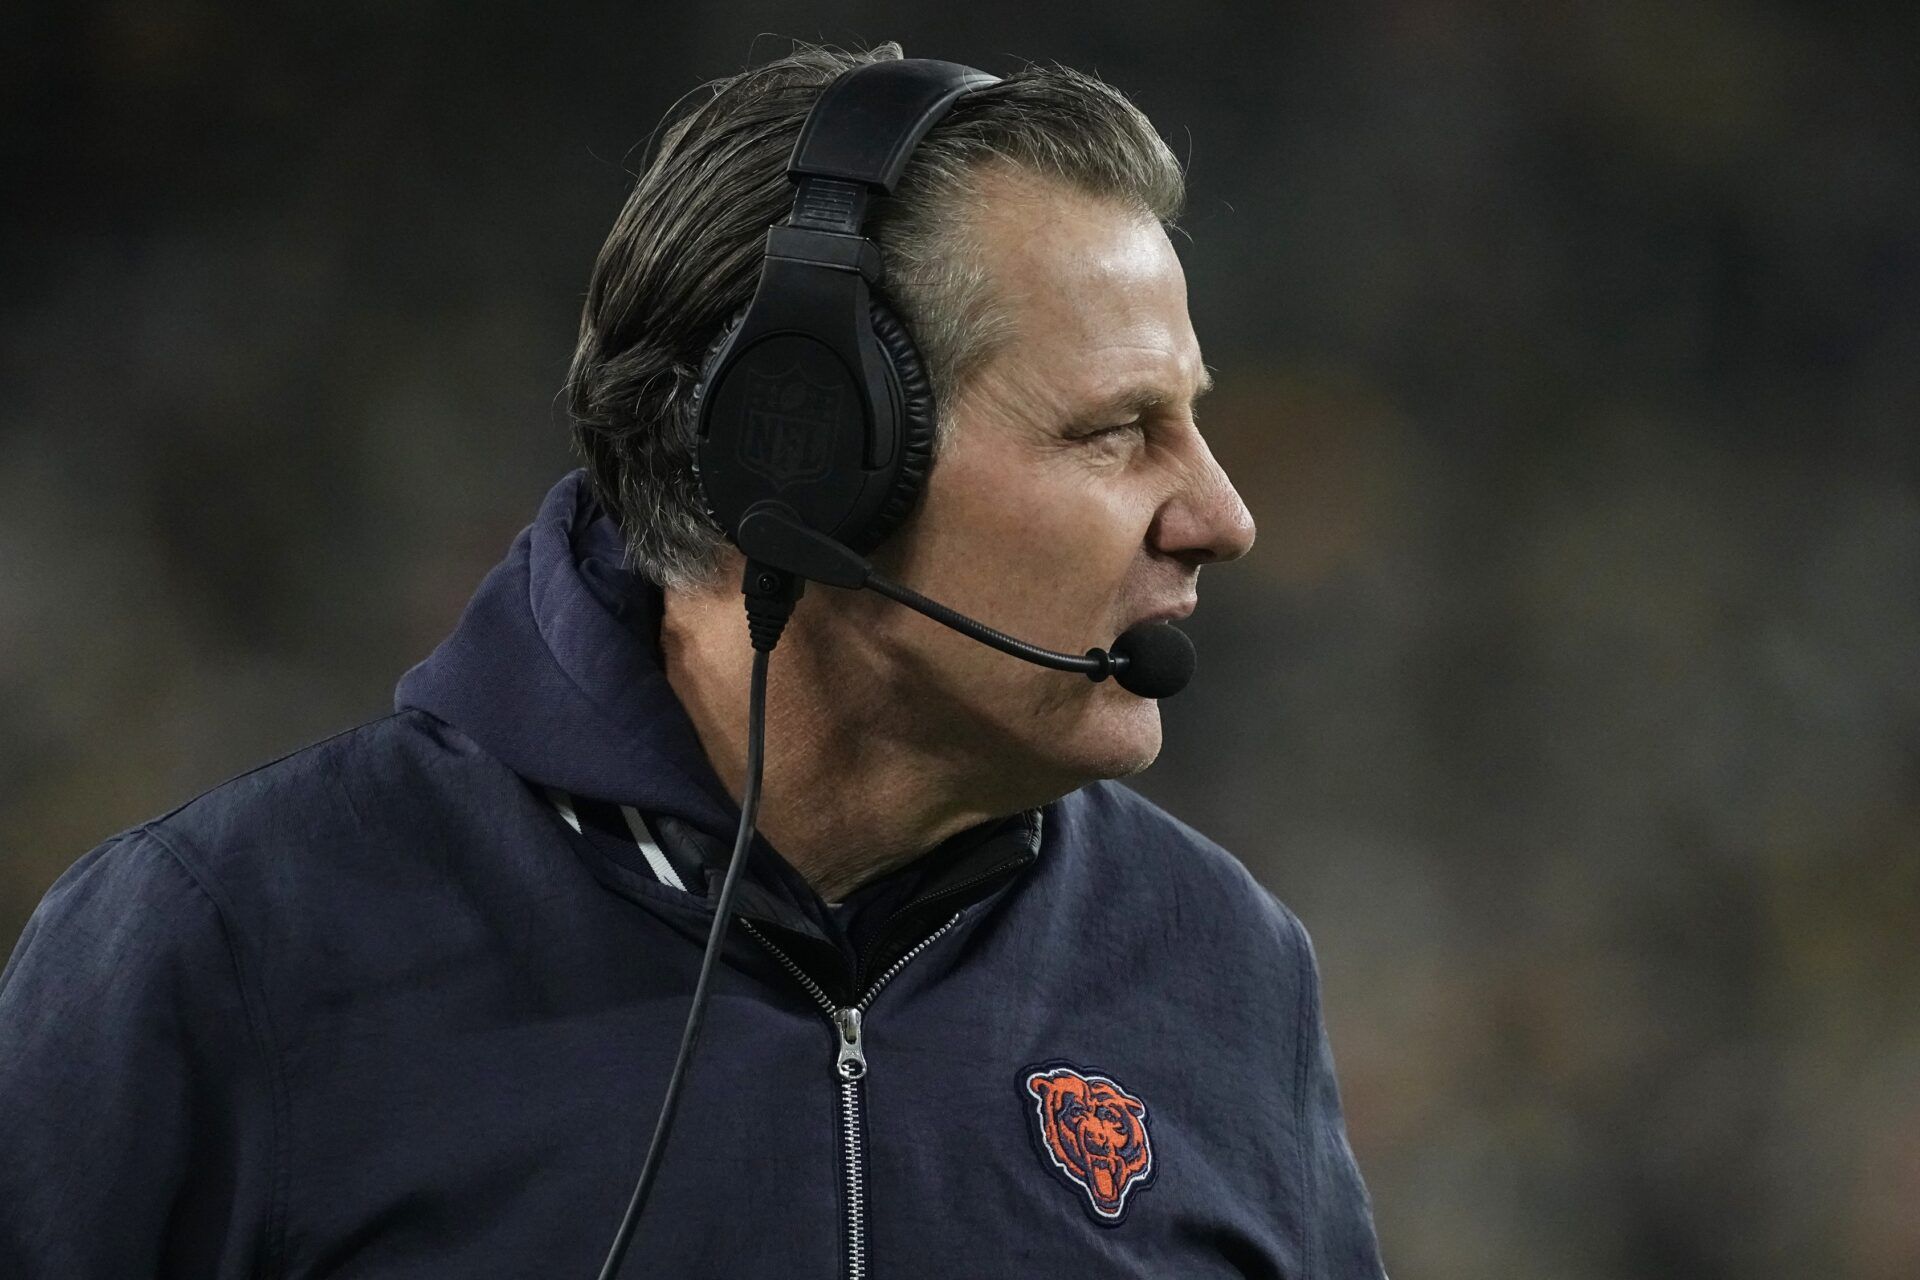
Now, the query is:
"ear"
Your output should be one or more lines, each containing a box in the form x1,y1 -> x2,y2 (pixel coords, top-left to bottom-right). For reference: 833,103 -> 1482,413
1123,1096 -> 1146,1117
1027,1073 -> 1052,1100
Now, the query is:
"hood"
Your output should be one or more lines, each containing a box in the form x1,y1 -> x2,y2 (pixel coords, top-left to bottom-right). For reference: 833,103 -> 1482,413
394,468 -> 741,839
394,468 -> 1047,966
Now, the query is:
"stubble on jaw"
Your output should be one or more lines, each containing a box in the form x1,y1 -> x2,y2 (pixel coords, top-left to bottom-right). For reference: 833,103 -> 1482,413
804,579 -> 1164,802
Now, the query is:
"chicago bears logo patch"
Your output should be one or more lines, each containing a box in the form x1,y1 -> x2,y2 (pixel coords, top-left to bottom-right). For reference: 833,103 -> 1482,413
1021,1062 -> 1156,1225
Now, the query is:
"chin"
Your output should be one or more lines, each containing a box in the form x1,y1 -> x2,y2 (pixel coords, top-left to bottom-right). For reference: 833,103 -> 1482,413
928,643 -> 1166,796
1059,691 -> 1164,783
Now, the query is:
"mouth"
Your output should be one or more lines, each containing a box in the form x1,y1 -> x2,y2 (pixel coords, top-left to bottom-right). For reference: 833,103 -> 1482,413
1124,600 -> 1196,630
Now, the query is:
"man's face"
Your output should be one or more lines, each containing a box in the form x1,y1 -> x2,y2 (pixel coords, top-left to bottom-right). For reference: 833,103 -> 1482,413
824,166 -> 1256,802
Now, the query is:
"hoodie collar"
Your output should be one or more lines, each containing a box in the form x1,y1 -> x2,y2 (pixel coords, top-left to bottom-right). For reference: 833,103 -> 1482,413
395,468 -> 740,836
394,469 -> 1045,938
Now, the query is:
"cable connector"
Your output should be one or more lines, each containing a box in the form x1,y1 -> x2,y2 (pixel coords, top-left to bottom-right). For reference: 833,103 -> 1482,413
741,560 -> 803,653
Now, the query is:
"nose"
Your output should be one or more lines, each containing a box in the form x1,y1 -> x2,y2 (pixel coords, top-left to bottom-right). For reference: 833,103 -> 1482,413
1147,431 -> 1257,566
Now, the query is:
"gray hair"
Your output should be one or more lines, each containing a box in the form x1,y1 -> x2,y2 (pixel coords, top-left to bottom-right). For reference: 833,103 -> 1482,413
564,40 -> 1186,590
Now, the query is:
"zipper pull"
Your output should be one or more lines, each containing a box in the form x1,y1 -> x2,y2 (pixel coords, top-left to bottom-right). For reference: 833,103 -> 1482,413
833,1006 -> 867,1081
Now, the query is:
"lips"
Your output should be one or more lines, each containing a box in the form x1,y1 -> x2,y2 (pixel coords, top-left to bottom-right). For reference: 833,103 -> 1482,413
1125,600 -> 1196,629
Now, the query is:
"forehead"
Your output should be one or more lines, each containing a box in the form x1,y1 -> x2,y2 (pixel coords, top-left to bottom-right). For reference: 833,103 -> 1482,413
964,170 -> 1205,409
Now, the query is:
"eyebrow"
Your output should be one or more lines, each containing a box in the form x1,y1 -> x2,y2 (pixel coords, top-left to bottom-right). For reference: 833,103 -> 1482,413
1069,367 -> 1216,426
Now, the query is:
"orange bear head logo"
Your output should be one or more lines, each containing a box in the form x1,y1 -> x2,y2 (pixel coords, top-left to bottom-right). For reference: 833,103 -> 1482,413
1023,1063 -> 1155,1223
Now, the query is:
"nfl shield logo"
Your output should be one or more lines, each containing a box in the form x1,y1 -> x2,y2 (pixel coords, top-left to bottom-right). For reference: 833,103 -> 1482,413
740,365 -> 842,489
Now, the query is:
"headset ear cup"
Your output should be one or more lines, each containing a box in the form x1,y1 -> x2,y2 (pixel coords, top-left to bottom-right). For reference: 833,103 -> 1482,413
861,293 -> 939,552
687,295 -> 936,554
686,302 -> 752,533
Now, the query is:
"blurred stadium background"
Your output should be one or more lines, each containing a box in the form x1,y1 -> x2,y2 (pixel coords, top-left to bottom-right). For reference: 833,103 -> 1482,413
3,3 -> 1916,1276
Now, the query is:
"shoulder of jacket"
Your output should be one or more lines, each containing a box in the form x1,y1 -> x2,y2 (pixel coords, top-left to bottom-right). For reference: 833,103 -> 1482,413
12,825 -> 209,945
124,707 -> 493,884
144,706 -> 449,818
1053,779 -> 1310,955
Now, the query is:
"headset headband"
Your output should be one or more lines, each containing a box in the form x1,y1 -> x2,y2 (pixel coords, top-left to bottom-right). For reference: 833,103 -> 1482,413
791,61 -> 1001,196
772,59 -> 1001,277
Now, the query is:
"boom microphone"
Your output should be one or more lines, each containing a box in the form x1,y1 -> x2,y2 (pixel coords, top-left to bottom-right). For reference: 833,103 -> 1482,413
1108,619 -> 1196,699
735,502 -> 1196,698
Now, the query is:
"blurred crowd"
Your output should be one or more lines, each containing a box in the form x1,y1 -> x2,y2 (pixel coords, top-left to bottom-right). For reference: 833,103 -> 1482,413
3,3 -> 1915,1276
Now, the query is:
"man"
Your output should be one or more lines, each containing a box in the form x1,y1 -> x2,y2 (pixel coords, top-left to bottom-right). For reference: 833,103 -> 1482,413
0,42 -> 1387,1279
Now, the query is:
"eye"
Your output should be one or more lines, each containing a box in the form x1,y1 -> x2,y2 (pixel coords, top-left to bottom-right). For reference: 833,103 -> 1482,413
1073,420 -> 1142,443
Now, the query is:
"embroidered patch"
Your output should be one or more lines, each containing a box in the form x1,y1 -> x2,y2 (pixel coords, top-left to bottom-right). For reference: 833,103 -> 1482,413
1021,1061 -> 1156,1225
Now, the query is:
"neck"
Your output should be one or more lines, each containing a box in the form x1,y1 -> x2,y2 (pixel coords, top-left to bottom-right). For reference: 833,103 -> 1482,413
659,575 -> 1035,903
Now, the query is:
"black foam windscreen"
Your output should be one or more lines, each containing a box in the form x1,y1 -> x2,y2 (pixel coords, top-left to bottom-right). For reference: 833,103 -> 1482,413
1110,622 -> 1196,699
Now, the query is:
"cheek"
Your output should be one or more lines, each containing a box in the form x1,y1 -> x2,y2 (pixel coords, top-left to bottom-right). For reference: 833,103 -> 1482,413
946,473 -> 1147,585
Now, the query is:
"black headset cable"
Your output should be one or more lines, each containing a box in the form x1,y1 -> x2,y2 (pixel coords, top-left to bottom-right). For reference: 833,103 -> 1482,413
595,563 -> 800,1279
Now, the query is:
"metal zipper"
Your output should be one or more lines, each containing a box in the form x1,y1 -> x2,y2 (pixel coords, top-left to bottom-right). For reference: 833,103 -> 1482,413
741,912 -> 965,1280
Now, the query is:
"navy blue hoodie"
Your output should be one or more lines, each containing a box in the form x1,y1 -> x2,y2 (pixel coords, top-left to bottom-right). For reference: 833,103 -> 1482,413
0,469 -> 1387,1279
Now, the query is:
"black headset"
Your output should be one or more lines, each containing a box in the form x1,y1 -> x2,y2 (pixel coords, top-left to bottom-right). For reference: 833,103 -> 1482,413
688,57 -> 1000,561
